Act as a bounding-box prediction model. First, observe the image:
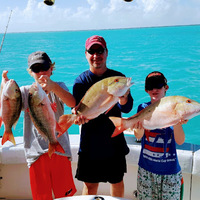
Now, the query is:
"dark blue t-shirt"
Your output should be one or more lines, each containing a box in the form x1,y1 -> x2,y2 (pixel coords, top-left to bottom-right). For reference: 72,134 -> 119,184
73,69 -> 133,160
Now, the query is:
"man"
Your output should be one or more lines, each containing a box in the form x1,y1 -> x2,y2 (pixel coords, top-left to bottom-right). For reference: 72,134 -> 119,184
73,35 -> 133,197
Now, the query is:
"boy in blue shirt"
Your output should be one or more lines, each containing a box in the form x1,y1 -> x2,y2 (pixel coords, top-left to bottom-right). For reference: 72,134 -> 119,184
134,71 -> 186,200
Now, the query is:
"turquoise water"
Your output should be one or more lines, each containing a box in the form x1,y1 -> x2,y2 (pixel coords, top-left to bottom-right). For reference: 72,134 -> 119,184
0,25 -> 200,144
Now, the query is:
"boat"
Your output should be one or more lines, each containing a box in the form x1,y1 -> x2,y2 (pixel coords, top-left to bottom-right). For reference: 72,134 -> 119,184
0,132 -> 200,200
56,195 -> 131,200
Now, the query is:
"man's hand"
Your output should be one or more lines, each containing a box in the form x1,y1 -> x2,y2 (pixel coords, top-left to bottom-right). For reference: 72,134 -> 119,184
72,106 -> 89,125
118,89 -> 130,105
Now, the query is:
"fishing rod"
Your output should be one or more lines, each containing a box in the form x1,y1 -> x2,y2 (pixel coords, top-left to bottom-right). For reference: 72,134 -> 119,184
0,10 -> 12,54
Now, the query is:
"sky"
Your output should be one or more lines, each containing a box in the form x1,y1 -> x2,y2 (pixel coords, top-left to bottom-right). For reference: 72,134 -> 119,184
0,0 -> 200,33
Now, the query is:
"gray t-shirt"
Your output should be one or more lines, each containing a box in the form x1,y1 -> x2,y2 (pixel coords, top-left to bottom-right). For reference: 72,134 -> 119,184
20,82 -> 72,167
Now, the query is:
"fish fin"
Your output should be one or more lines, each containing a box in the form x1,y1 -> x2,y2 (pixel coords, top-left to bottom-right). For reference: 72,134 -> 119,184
100,96 -> 114,108
55,142 -> 65,154
13,122 -> 17,130
51,102 -> 57,113
109,117 -> 126,137
56,122 -> 63,137
48,144 -> 56,158
105,104 -> 115,115
2,131 -> 16,145
13,118 -> 20,130
48,142 -> 65,158
58,114 -> 74,136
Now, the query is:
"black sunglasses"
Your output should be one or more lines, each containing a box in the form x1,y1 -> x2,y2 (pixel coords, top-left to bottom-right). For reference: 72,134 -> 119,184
30,64 -> 51,73
86,47 -> 106,55
146,83 -> 165,91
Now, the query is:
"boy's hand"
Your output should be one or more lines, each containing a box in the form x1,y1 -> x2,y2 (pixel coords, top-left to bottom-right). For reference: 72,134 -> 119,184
1,70 -> 9,89
133,121 -> 144,140
176,119 -> 188,125
132,121 -> 143,129
38,75 -> 53,94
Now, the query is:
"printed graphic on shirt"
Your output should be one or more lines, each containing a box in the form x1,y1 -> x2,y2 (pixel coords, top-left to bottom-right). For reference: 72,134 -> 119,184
143,130 -> 176,160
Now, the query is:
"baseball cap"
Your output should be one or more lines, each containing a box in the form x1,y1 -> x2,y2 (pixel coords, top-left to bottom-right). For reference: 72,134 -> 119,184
85,35 -> 107,50
145,71 -> 167,90
28,51 -> 52,69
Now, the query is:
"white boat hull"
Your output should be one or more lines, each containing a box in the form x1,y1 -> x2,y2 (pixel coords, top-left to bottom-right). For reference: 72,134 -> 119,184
0,133 -> 200,200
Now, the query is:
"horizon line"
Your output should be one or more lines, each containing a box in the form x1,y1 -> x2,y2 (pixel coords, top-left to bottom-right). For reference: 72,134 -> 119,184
0,23 -> 200,34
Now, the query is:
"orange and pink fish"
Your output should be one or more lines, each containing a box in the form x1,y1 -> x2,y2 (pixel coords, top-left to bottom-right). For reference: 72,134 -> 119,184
0,79 -> 22,145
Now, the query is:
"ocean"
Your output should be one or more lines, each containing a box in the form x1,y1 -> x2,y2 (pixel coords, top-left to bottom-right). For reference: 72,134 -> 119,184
0,25 -> 200,144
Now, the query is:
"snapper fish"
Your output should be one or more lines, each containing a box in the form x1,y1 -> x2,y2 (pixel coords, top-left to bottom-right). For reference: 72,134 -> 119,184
109,96 -> 200,137
28,82 -> 64,158
58,76 -> 133,135
0,79 -> 22,145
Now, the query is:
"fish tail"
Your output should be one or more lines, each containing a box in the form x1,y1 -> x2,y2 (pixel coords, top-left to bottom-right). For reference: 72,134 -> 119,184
109,117 -> 126,137
57,114 -> 74,136
48,142 -> 65,158
1,131 -> 16,145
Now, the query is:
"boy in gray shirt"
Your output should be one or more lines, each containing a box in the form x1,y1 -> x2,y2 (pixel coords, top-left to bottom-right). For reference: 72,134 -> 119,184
1,51 -> 77,200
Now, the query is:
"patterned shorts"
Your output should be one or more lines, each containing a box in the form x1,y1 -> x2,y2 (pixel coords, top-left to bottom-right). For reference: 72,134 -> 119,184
137,167 -> 183,200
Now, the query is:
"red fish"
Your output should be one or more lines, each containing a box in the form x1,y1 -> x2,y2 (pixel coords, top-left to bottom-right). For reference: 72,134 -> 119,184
28,82 -> 64,158
110,96 -> 200,137
0,79 -> 22,145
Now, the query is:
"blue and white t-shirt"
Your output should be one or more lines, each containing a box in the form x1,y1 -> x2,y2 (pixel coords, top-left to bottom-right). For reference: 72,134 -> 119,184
138,102 -> 181,175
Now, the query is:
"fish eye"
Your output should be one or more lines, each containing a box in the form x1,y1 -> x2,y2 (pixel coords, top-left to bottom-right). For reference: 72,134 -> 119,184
186,99 -> 192,103
114,79 -> 119,82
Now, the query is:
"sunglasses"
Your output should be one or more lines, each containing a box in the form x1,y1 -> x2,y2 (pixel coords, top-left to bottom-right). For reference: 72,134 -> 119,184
30,64 -> 51,73
146,83 -> 165,91
86,47 -> 106,55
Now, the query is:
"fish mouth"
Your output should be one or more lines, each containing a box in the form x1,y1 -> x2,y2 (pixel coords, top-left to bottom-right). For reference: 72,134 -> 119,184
127,77 -> 134,87
29,83 -> 39,95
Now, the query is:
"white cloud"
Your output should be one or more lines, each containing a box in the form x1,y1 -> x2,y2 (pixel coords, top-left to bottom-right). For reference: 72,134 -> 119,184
0,0 -> 200,33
